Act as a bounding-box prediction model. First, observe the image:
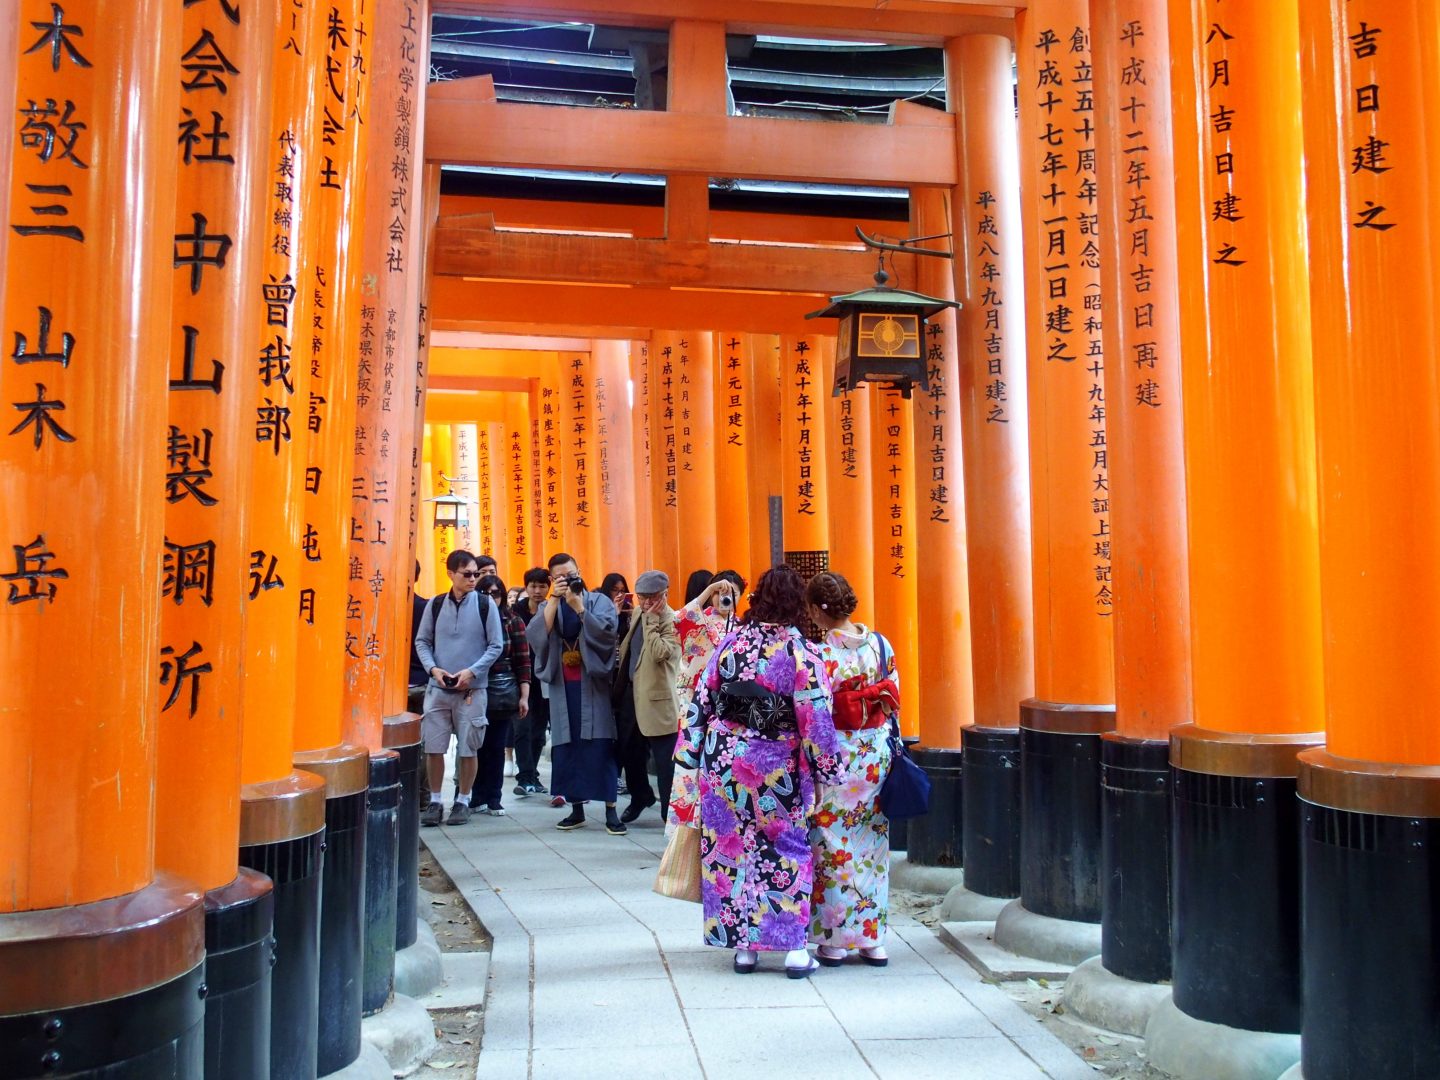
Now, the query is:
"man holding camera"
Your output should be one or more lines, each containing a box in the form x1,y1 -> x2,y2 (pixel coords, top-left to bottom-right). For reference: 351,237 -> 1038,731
525,552 -> 624,834
415,549 -> 505,827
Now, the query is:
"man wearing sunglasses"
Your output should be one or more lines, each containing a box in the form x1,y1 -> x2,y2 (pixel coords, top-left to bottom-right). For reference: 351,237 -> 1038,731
415,548 -> 504,826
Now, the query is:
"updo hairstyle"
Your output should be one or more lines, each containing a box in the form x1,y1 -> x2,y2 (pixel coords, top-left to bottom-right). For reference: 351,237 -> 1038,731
804,571 -> 858,619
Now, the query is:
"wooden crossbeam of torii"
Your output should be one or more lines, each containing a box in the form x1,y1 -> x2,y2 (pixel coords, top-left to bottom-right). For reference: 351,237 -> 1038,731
432,214 -> 915,295
425,83 -> 959,188
429,0 -> 1021,45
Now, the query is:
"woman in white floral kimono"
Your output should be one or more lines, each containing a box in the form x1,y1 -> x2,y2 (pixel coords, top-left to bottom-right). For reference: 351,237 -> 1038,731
804,572 -> 899,967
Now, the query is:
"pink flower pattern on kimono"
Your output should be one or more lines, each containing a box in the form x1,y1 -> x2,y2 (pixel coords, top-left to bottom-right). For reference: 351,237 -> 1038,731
675,622 -> 842,951
808,626 -> 897,951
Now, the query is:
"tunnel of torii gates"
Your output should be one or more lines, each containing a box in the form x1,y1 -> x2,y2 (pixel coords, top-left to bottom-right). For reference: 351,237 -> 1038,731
0,0 -> 1435,1078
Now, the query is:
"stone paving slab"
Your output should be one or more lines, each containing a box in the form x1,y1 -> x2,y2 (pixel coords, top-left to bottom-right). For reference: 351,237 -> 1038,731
421,773 -> 1096,1079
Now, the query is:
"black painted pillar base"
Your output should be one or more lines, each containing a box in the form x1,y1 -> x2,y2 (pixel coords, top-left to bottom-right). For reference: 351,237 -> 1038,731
1019,699 -> 1115,923
384,715 -> 422,952
1298,749 -> 1440,1079
295,745 -> 371,1077
203,869 -> 275,1080
0,875 -> 206,1080
961,725 -> 1021,898
239,772 -> 328,1080
1170,724 -> 1321,1034
1101,735 -> 1171,983
363,750 -> 400,1017
905,746 -> 963,867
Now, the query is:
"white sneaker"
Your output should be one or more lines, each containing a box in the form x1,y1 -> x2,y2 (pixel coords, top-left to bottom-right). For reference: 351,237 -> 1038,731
503,759 -> 517,777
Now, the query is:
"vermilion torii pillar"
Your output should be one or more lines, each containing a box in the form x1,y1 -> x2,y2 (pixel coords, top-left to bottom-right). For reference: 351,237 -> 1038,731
744,333 -> 782,578
1005,0 -> 1117,958
946,31 -> 1035,908
1299,3 -> 1440,1075
156,3 -> 278,1075
1149,2 -> 1323,1073
594,338 -> 637,585
673,332 -> 718,583
1062,0 -> 1192,1027
235,2 -> 330,1075
822,362 -> 873,628
780,333 -> 831,582
559,349 -> 603,576
715,331 -> 754,586
906,186 -> 976,868
628,341 -> 654,576
0,3 -> 206,1073
648,332 -> 682,583
869,387 -> 920,736
291,0 -> 375,1073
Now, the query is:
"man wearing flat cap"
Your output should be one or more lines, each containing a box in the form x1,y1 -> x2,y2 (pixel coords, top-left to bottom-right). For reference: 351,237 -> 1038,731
616,569 -> 682,823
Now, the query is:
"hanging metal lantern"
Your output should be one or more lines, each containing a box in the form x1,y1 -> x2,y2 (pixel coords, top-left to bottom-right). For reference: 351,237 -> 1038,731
424,475 -> 473,531
806,265 -> 960,399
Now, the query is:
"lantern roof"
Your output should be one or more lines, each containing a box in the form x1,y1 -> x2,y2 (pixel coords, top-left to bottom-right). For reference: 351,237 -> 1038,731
805,284 -> 959,321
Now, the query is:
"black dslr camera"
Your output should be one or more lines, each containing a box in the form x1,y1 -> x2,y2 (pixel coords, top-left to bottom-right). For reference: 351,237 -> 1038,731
565,573 -> 585,594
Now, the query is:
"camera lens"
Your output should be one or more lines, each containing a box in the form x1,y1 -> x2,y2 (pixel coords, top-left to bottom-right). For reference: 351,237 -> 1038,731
717,592 -> 735,612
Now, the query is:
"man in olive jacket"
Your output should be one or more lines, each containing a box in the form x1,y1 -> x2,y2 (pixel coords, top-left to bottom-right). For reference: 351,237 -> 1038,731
618,569 -> 682,822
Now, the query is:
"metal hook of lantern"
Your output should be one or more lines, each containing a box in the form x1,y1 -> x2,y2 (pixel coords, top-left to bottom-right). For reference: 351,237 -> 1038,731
804,229 -> 962,399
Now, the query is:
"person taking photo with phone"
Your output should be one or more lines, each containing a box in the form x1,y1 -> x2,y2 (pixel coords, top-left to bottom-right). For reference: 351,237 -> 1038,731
414,549 -> 505,827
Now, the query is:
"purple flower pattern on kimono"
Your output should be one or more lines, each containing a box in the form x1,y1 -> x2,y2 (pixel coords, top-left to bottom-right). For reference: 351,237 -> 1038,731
676,622 -> 842,951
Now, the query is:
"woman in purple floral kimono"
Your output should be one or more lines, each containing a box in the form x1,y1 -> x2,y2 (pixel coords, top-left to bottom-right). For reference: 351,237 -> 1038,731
674,566 -> 843,977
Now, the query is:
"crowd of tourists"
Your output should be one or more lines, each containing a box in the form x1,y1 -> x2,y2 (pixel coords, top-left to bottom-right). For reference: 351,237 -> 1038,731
410,550 -> 903,978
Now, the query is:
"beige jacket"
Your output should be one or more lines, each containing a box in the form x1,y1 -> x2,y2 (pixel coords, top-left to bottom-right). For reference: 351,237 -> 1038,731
619,606 -> 682,737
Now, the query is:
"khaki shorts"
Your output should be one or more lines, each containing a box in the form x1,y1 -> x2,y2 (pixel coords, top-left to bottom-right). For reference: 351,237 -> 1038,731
422,684 -> 489,757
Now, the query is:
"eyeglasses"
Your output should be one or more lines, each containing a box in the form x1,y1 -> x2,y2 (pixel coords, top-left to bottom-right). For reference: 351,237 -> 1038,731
487,589 -> 503,596
458,571 -> 481,579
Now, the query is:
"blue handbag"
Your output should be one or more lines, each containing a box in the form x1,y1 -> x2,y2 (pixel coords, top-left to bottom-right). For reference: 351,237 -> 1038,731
873,635 -> 932,820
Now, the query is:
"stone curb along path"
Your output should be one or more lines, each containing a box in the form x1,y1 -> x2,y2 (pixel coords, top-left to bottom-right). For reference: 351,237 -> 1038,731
420,787 -> 1100,1080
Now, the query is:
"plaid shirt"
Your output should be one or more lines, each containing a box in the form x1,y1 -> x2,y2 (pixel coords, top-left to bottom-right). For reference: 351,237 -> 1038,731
496,609 -> 532,684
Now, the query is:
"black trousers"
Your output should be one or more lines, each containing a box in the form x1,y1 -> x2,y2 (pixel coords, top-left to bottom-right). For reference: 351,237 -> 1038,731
618,718 -> 653,805
474,711 -> 514,809
513,688 -> 549,788
646,732 -> 678,822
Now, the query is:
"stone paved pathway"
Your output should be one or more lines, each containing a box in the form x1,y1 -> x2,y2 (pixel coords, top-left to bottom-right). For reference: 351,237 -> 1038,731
421,779 -> 1096,1080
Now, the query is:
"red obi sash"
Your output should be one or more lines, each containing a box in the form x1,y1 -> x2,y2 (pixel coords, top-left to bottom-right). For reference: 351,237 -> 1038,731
832,674 -> 899,731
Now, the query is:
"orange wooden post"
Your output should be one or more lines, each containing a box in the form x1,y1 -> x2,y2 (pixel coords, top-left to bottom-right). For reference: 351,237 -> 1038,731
291,2 -> 374,1070
910,189 -> 976,747
628,340 -> 654,575
560,350 -> 603,575
485,420 -> 508,577
903,187 -> 975,867
714,332 -> 753,585
869,388 -> 920,737
0,0 -> 208,1056
745,333 -> 783,578
673,331 -> 718,580
428,422 -> 454,592
388,154 -> 441,711
154,0 -> 273,898
649,331 -> 683,583
537,358 -> 569,563
594,338 -> 636,584
779,334 -> 831,579
452,422 -> 480,554
1296,3 -> 1440,1071
822,364 -> 873,628
1009,0 -> 1117,934
1157,0 -> 1323,1054
504,391 -> 534,583
946,31 -> 1036,901
1052,0 -> 1192,993
233,3 -> 331,1073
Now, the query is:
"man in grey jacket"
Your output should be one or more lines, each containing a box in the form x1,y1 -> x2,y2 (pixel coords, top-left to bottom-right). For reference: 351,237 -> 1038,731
526,552 -> 622,834
415,549 -> 504,826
